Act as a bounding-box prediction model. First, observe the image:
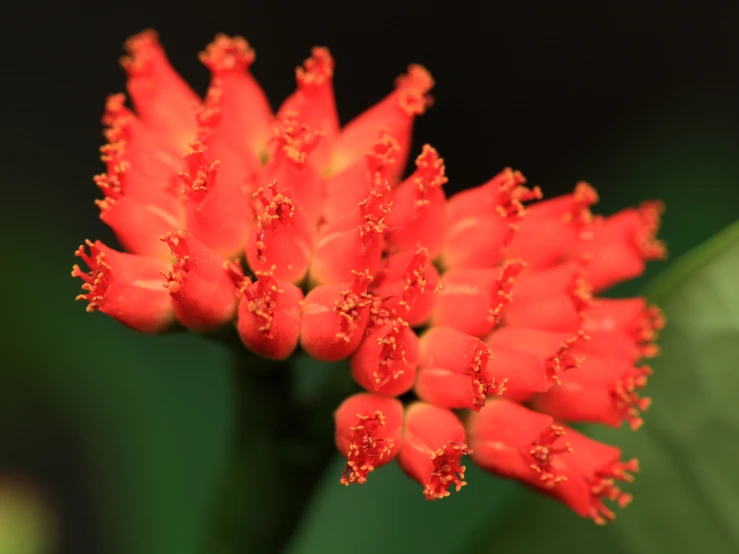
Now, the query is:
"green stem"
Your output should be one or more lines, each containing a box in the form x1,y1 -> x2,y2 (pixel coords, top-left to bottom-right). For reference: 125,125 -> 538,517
205,347 -> 351,553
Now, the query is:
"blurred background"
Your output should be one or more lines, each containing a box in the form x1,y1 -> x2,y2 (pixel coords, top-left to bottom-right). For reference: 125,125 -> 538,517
1,3 -> 738,553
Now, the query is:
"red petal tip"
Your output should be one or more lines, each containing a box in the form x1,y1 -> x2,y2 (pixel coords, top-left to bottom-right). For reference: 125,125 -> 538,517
296,47 -> 335,88
71,240 -> 110,312
613,365 -> 653,431
412,145 -> 448,209
120,29 -> 161,76
395,64 -> 435,116
636,200 -> 667,260
341,409 -> 394,485
334,270 -> 374,342
489,258 -> 526,326
179,141 -> 220,203
589,457 -> 639,524
199,34 -> 255,73
529,424 -> 573,489
270,115 -> 324,168
372,317 -> 410,390
365,132 -> 401,175
253,181 -> 296,263
424,442 -> 473,500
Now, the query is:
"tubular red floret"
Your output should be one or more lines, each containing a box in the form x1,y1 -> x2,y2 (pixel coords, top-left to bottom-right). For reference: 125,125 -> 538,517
506,182 -> 598,271
245,180 -> 314,283
503,260 -> 592,333
277,47 -> 339,170
72,240 -> 173,333
415,327 -> 506,411
397,402 -> 471,500
532,355 -> 653,430
199,34 -> 273,164
370,247 -> 440,327
261,115 -> 325,221
237,268 -> 303,360
350,317 -> 420,396
334,393 -> 404,485
550,427 -> 639,524
580,298 -> 665,361
120,30 -> 200,153
323,131 -> 399,224
432,259 -> 525,338
299,270 -> 373,361
329,65 -> 434,184
442,168 -> 540,270
483,328 -> 586,400
160,230 -> 240,332
309,177 -> 389,285
571,200 -> 666,292
468,399 -> 572,489
384,145 -> 448,257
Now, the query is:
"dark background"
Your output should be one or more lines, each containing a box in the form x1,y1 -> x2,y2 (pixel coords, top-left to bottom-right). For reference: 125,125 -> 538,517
1,3 -> 737,553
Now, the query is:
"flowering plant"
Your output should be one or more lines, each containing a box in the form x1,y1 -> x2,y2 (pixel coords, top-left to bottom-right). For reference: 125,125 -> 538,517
73,30 -> 665,537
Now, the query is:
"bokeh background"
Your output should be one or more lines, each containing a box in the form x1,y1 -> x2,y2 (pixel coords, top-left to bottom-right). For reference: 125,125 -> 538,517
2,3 -> 738,553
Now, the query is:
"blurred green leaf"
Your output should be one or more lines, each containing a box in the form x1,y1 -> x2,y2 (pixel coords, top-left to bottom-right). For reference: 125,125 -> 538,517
475,220 -> 739,554
286,452 -> 521,554
0,234 -> 233,554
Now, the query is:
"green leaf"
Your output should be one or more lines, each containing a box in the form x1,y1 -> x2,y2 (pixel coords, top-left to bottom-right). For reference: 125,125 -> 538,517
478,220 -> 739,554
285,452 -> 522,554
0,234 -> 233,554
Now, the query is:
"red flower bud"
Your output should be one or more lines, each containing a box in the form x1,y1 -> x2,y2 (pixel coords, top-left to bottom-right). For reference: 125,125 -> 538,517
330,65 -> 433,185
415,327 -> 506,411
300,270 -> 373,361
580,298 -> 665,361
245,181 -> 315,283
72,240 -> 173,333
484,327 -> 585,401
350,317 -> 419,396
468,398 -> 573,489
261,115 -> 326,222
96,192 -> 180,260
442,168 -> 541,269
180,141 -> 253,259
161,230 -> 240,332
397,402 -> 472,500
432,258 -> 525,337
100,93 -> 185,197
370,247 -> 440,326
469,399 -> 639,524
507,182 -> 598,270
323,132 -> 399,223
532,355 -> 653,430
504,260 -> 592,333
199,34 -> 273,163
384,145 -> 448,257
277,47 -> 339,171
309,178 -> 389,286
120,30 -> 200,153
334,393 -> 404,485
572,201 -> 666,292
237,268 -> 303,360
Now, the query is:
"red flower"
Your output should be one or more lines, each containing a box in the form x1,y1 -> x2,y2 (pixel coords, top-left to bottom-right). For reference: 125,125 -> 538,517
469,399 -> 639,524
161,230 -> 241,332
335,393 -> 404,485
72,240 -> 173,333
397,402 -> 472,500
73,30 -> 666,520
236,267 -> 303,361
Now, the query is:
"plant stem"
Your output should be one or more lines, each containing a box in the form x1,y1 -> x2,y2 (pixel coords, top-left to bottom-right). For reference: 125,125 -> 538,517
205,348 -> 350,553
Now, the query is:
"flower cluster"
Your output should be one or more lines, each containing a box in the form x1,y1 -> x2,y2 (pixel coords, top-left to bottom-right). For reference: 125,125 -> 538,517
73,30 -> 666,523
